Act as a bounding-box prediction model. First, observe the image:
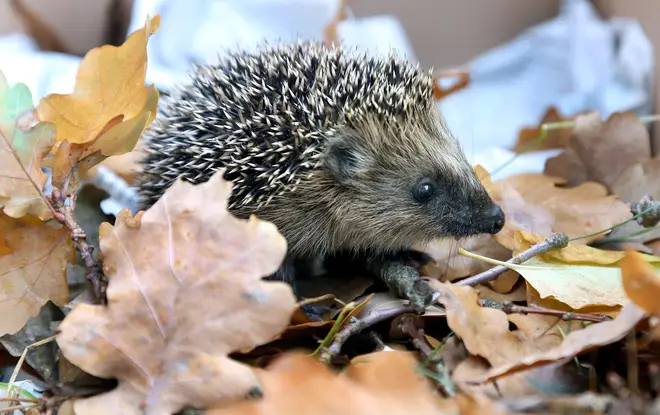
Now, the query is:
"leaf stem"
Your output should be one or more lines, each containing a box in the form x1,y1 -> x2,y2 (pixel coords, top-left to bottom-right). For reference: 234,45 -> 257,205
568,205 -> 655,242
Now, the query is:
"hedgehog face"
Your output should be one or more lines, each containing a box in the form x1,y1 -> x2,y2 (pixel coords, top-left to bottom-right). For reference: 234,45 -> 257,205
322,118 -> 505,252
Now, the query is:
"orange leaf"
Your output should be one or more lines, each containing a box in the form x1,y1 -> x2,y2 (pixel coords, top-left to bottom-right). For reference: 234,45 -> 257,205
37,16 -> 159,148
56,170 -> 297,414
621,250 -> 660,315
208,351 -> 455,414
0,213 -> 73,335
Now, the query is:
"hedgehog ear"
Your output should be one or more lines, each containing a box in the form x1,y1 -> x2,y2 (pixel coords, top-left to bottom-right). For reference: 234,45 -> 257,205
324,135 -> 373,185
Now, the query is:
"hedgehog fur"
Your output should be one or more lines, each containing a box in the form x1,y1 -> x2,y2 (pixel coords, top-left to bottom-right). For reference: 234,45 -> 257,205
137,41 -> 505,297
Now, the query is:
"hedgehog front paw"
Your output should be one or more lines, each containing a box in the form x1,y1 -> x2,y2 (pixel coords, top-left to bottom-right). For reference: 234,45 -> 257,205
407,278 -> 435,311
368,258 -> 434,313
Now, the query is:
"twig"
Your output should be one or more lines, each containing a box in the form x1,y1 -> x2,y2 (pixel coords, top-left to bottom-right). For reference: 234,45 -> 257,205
311,301 -> 357,359
0,398 -> 39,404
0,128 -> 107,303
296,294 -> 335,308
51,188 -> 107,304
399,315 -> 455,397
6,335 -> 57,407
500,302 -> 612,323
0,404 -> 35,413
319,304 -> 417,364
630,195 -> 660,228
457,232 -> 569,286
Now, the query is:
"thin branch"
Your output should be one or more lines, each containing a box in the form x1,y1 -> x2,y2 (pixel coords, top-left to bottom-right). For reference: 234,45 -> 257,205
500,302 -> 612,323
399,315 -> 455,397
319,304 -> 417,364
51,188 -> 107,303
311,301 -> 357,359
296,294 -> 335,308
0,404 -> 35,413
456,232 -> 569,287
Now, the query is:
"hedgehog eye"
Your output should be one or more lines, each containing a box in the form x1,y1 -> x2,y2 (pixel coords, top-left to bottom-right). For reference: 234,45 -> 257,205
413,181 -> 435,203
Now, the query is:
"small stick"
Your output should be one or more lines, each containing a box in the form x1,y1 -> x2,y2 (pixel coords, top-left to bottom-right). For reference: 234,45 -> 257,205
500,302 -> 612,323
319,304 -> 417,364
311,301 -> 357,359
399,315 -> 455,397
51,188 -> 107,304
296,294 -> 335,308
457,232 -> 569,287
0,404 -> 34,413
0,398 -> 39,403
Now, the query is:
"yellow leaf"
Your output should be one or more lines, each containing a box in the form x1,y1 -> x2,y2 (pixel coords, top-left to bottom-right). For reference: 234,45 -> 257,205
37,15 -> 159,193
461,230 -> 660,310
0,213 -> 73,335
56,170 -> 297,415
37,16 -> 159,146
0,70 -> 55,220
620,250 -> 660,315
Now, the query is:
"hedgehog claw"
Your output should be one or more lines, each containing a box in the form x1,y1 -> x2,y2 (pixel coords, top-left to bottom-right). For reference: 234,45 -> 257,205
367,256 -> 434,312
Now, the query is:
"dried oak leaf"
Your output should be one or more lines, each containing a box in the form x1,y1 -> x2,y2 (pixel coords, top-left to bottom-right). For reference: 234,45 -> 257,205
0,70 -> 56,220
0,213 -> 73,336
544,111 -> 651,190
56,171 -> 297,415
477,165 -> 631,249
208,351 -> 455,414
470,302 -> 647,383
621,250 -> 660,316
430,281 -> 591,397
37,16 -> 160,186
430,281 -> 563,369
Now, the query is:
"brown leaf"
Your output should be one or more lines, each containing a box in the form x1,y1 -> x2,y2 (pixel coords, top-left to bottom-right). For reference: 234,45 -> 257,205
0,72 -> 56,220
477,165 -> 631,249
208,351 -> 453,414
514,107 -> 576,153
0,213 -> 73,335
621,250 -> 660,315
430,281 -> 562,368
469,302 -> 646,383
611,154 -> 660,203
433,70 -> 470,101
544,111 -> 651,190
56,171 -> 297,415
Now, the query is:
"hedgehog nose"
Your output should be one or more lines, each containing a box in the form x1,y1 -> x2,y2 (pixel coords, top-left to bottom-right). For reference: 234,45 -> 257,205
483,204 -> 505,234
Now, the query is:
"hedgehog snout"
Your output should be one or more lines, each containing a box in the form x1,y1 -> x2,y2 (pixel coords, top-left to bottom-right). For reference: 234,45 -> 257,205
479,203 -> 506,234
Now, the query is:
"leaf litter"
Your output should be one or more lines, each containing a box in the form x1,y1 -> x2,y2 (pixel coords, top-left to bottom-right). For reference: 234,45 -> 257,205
2,12 -> 660,415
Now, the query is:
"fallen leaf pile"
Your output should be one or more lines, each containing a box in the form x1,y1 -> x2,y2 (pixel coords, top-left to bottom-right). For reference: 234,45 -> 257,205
2,12 -> 660,415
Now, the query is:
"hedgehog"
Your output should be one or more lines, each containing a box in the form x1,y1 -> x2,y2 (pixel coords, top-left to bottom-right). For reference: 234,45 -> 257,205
136,41 -> 505,313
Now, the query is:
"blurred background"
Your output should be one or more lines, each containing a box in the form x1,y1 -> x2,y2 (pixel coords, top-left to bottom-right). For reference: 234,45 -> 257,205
0,0 -> 658,182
